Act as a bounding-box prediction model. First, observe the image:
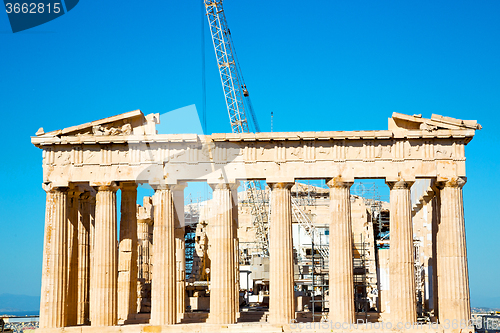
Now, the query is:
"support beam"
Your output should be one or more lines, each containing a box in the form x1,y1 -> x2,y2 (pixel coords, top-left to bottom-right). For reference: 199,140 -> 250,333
436,177 -> 471,324
268,182 -> 295,325
326,178 -> 355,324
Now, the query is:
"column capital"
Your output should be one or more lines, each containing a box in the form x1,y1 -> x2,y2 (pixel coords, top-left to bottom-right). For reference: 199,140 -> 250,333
208,181 -> 239,191
326,178 -> 354,189
152,184 -> 172,191
68,184 -> 85,198
268,182 -> 294,190
386,179 -> 414,190
138,218 -> 153,226
171,182 -> 188,192
79,192 -> 94,202
42,183 -> 68,193
120,182 -> 138,191
94,182 -> 119,192
151,183 -> 188,191
436,177 -> 466,189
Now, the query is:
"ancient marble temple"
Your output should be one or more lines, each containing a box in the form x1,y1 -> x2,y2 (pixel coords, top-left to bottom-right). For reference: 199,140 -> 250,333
31,110 -> 480,332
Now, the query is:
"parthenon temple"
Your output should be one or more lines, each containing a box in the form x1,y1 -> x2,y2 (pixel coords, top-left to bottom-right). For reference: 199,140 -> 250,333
31,110 -> 481,332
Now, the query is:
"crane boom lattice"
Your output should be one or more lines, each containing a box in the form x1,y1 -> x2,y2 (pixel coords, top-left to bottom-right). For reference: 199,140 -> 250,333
204,0 -> 268,255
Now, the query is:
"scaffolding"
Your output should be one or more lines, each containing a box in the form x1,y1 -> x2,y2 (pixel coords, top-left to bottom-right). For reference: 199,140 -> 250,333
294,226 -> 329,322
292,197 -> 329,260
310,230 -> 329,321
414,239 -> 425,318
184,195 -> 201,280
182,180 -> 387,320
353,182 -> 390,250
353,233 -> 378,317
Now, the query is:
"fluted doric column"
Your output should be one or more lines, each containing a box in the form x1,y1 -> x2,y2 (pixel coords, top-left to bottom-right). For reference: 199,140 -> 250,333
326,178 -> 355,324
268,182 -> 295,325
39,187 -> 68,329
91,184 -> 119,326
151,185 -> 176,325
88,196 -> 96,324
234,238 -> 240,314
118,183 -> 138,324
387,180 -> 417,324
172,183 -> 187,323
208,182 -> 238,324
232,189 -> 240,315
174,229 -> 185,323
137,217 -> 153,283
66,188 -> 82,326
77,192 -> 92,325
436,177 -> 471,324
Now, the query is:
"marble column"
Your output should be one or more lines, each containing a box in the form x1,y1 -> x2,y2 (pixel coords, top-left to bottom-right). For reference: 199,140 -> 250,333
137,218 -> 153,283
173,184 -> 187,323
88,196 -> 96,324
151,185 -> 176,325
91,184 -> 119,326
326,178 -> 355,324
387,180 -> 417,324
66,188 -> 82,326
174,229 -> 185,323
234,238 -> 240,314
137,197 -> 153,314
436,177 -> 471,324
77,193 -> 92,325
208,182 -> 238,324
118,183 -> 138,324
232,188 -> 240,315
268,182 -> 295,324
39,187 -> 68,329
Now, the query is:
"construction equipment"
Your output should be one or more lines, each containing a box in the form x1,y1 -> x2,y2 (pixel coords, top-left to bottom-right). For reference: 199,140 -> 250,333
204,0 -> 269,255
204,2 -> 329,259
291,197 -> 329,260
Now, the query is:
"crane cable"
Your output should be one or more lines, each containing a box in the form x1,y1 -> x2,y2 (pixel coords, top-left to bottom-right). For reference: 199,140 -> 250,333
201,0 -> 207,134
224,21 -> 260,133
201,0 -> 209,202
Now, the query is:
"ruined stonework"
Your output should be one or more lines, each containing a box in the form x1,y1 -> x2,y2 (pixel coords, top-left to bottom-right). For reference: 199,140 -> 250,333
32,111 -> 480,332
136,197 -> 153,314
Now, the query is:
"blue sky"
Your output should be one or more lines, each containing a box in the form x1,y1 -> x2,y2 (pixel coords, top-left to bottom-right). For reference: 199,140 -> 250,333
0,1 -> 499,308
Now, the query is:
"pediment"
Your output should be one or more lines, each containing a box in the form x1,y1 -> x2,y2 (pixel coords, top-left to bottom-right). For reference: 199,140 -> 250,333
35,110 -> 160,137
390,112 -> 482,132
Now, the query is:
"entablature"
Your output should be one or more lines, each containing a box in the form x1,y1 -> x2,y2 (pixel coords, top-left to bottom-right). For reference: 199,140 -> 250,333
31,111 -> 481,186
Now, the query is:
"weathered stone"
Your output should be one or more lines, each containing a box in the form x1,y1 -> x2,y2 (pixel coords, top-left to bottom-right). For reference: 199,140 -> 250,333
436,177 -> 471,323
118,183 -> 138,324
387,180 -> 417,324
39,187 -> 68,329
326,178 -> 355,324
208,182 -> 238,324
268,182 -> 295,324
31,111 -> 480,331
150,186 -> 176,325
91,184 -> 119,326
